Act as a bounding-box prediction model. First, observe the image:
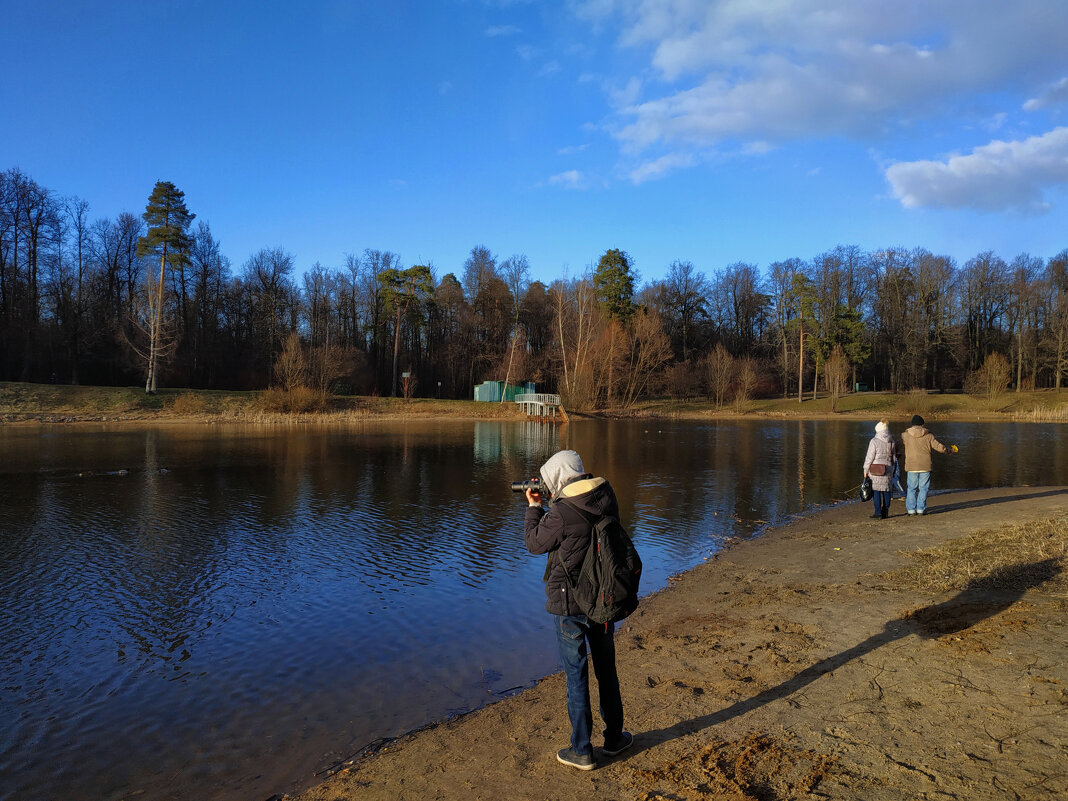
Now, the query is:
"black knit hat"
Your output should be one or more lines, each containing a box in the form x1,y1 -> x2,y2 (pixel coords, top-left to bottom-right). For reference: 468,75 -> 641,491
911,414 -> 925,426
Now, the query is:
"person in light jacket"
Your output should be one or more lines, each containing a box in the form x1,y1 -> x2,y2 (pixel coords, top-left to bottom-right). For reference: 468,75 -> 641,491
901,414 -> 956,515
863,420 -> 896,519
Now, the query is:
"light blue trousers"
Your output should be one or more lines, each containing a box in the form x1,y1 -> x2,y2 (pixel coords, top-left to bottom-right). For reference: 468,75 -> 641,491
906,471 -> 932,513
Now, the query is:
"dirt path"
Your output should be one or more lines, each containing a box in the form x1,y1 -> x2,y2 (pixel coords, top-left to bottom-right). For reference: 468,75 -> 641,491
289,486 -> 1068,801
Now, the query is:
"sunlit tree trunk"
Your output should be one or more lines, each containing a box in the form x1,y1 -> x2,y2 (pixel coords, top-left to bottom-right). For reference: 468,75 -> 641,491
146,249 -> 167,393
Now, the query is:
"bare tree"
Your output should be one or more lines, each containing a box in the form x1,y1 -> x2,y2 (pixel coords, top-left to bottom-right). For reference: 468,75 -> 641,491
303,262 -> 335,348
274,331 -> 306,392
871,248 -> 919,391
823,345 -> 850,412
703,343 -> 734,407
359,249 -> 400,391
243,247 -> 296,386
551,276 -> 602,410
965,352 -> 1011,398
187,222 -> 229,386
734,357 -> 758,410
124,266 -> 179,380
769,258 -> 804,396
1007,253 -> 1042,391
713,262 -> 767,356
56,196 -> 92,383
911,248 -> 956,390
500,254 -> 530,400
429,273 -> 470,397
662,259 -> 708,361
959,251 -> 1009,372
1045,251 -> 1068,390
617,307 -> 672,408
306,342 -> 352,394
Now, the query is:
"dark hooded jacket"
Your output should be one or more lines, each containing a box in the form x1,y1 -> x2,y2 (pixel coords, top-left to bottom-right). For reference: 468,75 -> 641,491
524,471 -> 620,617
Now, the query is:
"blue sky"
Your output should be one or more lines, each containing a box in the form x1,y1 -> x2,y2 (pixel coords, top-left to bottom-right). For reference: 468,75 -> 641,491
4,0 -> 1067,285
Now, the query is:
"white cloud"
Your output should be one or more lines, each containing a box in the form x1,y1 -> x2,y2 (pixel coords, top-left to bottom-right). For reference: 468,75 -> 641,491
549,170 -> 586,189
628,152 -> 697,184
1024,77 -> 1068,111
575,1 -> 1068,154
607,77 -> 642,108
484,25 -> 520,37
558,143 -> 591,155
885,127 -> 1068,212
741,141 -> 773,156
985,113 -> 1007,131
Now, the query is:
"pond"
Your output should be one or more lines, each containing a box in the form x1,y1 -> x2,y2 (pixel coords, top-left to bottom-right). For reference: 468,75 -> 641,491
1,419 -> 1064,801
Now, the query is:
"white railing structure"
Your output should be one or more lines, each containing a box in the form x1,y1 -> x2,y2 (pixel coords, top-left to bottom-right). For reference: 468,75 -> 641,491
514,393 -> 568,422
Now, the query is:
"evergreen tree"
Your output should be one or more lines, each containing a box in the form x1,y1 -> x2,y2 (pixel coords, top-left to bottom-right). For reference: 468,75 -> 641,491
379,264 -> 433,397
593,249 -> 636,405
593,248 -> 636,322
136,181 -> 194,393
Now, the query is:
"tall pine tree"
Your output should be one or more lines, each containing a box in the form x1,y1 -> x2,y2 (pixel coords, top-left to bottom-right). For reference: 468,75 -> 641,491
136,181 -> 194,393
594,248 -> 636,405
379,264 -> 433,397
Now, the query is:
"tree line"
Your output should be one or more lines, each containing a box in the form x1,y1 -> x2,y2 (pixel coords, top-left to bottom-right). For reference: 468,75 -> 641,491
2,168 -> 1066,408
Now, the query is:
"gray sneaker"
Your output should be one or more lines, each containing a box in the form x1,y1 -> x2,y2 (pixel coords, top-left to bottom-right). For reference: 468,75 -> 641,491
557,748 -> 595,770
602,731 -> 634,757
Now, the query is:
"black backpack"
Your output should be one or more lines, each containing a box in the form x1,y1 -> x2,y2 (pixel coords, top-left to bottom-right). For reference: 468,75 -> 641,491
553,502 -> 643,624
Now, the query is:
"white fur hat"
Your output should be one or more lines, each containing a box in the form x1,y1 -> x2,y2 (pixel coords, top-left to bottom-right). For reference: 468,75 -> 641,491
875,421 -> 888,433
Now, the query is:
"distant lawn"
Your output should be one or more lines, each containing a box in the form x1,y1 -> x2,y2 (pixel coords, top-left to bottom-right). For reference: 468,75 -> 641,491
0,381 -> 526,423
1,381 -> 1065,423
617,387 -> 1068,422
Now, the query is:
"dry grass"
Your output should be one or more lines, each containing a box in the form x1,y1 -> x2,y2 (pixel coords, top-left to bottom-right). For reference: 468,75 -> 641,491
3,380 -> 1065,424
873,515 -> 1068,596
170,392 -> 209,415
255,386 -> 330,413
624,388 -> 1067,422
0,382 -> 162,415
1017,402 -> 1068,422
894,388 -> 933,416
0,381 -> 531,422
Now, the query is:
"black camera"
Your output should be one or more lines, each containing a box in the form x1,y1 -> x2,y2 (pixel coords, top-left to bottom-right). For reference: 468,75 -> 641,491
511,478 -> 542,493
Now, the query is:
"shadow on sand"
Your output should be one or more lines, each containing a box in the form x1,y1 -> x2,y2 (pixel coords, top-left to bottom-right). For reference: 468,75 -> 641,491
626,558 -> 1062,757
923,487 -> 1067,515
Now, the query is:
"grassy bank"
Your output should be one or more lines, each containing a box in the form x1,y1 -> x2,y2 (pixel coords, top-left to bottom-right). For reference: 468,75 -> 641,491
1,381 -> 1065,424
621,386 -> 1068,422
0,381 -> 527,424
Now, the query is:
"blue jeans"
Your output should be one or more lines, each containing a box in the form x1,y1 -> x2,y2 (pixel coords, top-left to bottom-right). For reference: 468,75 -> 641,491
906,471 -> 932,513
872,490 -> 890,516
554,614 -> 624,755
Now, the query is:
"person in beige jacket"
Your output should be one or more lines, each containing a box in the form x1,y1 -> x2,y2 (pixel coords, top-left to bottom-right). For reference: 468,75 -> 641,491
901,414 -> 957,515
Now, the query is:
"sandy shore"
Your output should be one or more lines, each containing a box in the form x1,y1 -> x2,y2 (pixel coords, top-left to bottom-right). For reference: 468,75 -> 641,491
286,486 -> 1067,801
